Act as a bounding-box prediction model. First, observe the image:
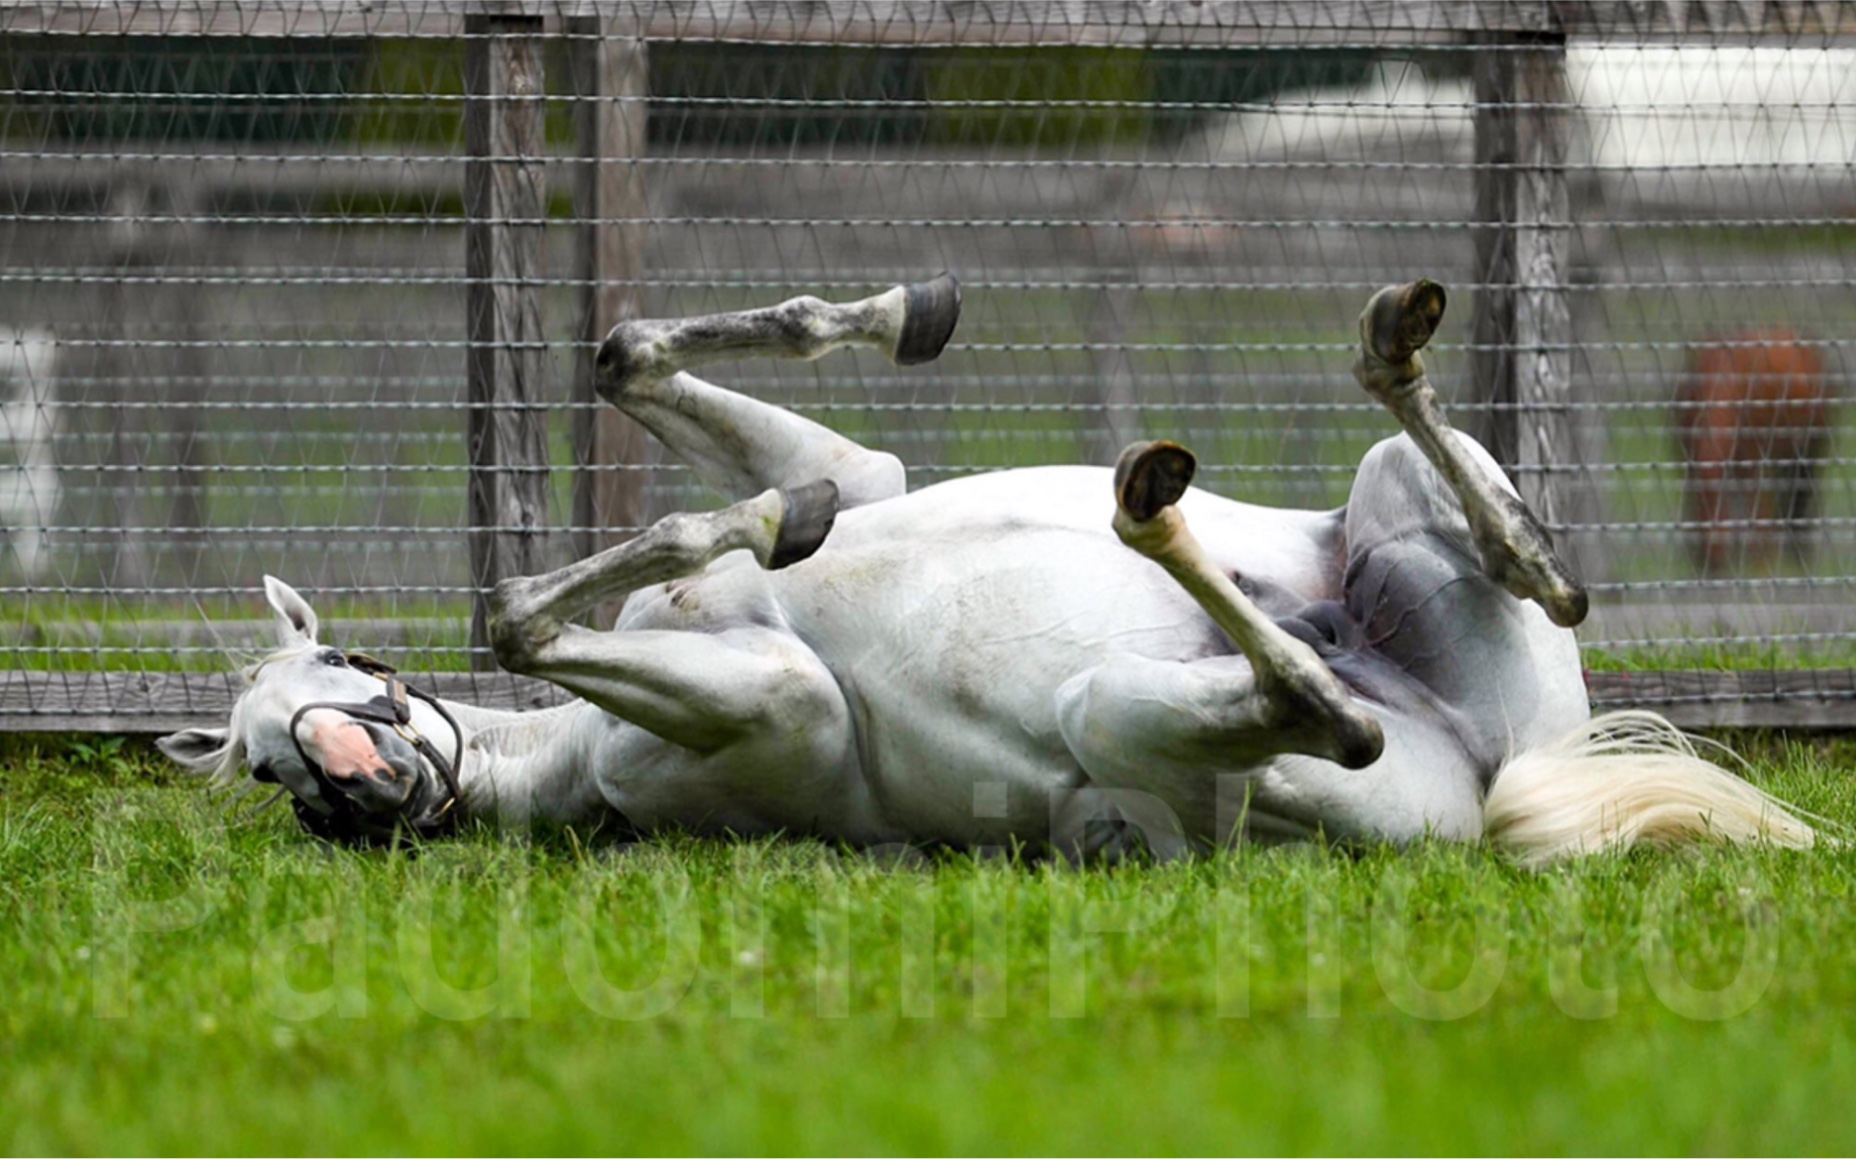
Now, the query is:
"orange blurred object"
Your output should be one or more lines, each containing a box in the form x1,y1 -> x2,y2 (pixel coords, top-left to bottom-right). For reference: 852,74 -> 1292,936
1677,329 -> 1834,574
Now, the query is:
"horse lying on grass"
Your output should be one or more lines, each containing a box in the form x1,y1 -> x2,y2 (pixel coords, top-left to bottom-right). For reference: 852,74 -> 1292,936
160,276 -> 1816,866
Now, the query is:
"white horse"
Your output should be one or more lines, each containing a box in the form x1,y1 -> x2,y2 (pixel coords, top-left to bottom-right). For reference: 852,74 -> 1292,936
160,277 -> 1815,865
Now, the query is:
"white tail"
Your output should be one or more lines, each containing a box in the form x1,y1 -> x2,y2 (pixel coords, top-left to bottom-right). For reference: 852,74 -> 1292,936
1483,710 -> 1818,869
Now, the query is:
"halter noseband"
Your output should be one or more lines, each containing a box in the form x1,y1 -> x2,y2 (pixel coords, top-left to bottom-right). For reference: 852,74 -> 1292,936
284,652 -> 465,845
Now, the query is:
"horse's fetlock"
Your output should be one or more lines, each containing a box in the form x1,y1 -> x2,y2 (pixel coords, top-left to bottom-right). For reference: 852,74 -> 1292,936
1113,506 -> 1184,556
1353,353 -> 1423,401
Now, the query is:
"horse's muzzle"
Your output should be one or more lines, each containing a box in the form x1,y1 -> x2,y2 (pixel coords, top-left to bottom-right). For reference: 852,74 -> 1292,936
320,722 -> 423,814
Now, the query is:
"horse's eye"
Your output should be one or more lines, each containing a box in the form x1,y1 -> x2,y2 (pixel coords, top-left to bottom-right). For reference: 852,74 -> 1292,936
323,652 -> 347,668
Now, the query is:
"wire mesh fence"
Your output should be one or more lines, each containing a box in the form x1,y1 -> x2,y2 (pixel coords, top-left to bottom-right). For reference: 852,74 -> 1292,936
1,1 -> 1852,728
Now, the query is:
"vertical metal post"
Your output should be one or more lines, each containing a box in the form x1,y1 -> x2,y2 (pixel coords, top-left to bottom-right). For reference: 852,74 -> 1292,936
465,9 -> 551,669
569,13 -> 652,625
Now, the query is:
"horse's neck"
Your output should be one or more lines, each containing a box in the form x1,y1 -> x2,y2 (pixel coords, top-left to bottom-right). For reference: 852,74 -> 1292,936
438,696 -> 551,738
442,696 -> 595,806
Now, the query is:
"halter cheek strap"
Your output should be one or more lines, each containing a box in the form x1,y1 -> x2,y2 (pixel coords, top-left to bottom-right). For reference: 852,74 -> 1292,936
286,652 -> 465,843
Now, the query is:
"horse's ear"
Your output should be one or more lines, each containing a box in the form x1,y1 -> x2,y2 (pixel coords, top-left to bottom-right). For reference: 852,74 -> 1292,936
263,575 -> 318,647
157,727 -> 230,773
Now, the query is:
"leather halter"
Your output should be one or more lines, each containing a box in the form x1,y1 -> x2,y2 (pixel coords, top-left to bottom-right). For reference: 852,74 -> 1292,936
284,652 -> 465,845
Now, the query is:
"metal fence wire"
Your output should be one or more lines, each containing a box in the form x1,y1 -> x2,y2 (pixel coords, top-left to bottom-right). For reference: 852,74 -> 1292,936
1,1 -> 1852,729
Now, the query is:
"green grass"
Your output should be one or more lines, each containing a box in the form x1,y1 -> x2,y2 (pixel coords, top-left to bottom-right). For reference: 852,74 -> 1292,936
5,734 -> 1856,1153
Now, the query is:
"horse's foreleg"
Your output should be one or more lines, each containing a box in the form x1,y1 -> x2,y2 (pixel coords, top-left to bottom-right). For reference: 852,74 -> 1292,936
1352,280 -> 1587,627
493,625 -> 848,757
1108,441 -> 1385,770
488,483 -> 837,670
593,275 -> 960,506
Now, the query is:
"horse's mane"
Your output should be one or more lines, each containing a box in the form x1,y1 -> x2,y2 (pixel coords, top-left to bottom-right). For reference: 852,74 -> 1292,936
174,648 -> 299,789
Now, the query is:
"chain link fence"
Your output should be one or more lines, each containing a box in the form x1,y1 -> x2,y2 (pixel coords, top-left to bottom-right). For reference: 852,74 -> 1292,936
1,2 -> 1852,728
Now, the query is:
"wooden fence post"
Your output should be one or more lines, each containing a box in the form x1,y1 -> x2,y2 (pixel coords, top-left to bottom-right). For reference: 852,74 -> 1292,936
568,13 -> 652,624
465,8 -> 551,669
1469,30 -> 1606,579
89,179 -> 206,591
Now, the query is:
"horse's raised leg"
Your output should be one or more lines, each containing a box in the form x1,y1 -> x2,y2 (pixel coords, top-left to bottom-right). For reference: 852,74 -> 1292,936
1103,441 -> 1385,771
486,486 -> 849,755
595,275 -> 961,507
490,483 -> 833,667
1352,280 -> 1587,627
1343,432 -> 1589,765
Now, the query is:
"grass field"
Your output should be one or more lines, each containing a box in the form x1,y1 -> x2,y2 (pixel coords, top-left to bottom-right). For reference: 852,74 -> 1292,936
3,732 -> 1856,1154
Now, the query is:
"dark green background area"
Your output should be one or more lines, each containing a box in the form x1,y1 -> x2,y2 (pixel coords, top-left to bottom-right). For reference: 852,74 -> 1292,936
1,36 -> 1376,148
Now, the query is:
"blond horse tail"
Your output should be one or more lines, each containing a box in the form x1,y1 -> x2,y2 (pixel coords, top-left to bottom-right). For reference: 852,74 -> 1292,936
1483,709 -> 1817,869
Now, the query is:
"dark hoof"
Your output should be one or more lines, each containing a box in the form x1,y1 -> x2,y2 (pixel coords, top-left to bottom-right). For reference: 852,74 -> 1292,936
769,479 -> 841,569
1114,440 -> 1197,523
894,272 -> 962,366
1546,585 -> 1590,630
1363,279 -> 1447,366
1335,714 -> 1386,770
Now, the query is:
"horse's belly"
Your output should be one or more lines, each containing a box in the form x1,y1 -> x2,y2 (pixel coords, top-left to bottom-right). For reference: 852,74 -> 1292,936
765,468 -> 1340,842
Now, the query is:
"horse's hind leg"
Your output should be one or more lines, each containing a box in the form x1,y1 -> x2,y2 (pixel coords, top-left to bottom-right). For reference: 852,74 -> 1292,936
1352,280 -> 1587,627
1105,441 -> 1385,770
1345,432 -> 1589,762
595,275 -> 961,507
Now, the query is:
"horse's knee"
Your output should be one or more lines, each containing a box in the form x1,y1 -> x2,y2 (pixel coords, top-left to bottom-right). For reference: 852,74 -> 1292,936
831,450 -> 906,507
593,318 -> 670,401
486,577 -> 561,673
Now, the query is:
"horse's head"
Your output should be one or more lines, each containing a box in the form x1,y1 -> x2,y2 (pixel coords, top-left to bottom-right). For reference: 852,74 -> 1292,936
157,576 -> 462,845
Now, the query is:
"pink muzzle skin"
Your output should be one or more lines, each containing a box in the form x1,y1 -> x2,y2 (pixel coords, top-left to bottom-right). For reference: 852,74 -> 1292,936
295,707 -> 396,784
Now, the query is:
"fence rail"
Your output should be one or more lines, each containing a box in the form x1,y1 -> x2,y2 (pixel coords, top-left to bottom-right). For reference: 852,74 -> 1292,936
8,2 -> 1856,44
2,668 -> 1850,734
2,0 -> 1853,730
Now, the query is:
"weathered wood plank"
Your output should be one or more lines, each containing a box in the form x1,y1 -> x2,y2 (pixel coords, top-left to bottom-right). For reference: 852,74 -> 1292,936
2,670 -> 1850,734
0,670 -> 571,734
0,1 -> 1550,42
1552,0 -> 1856,40
1587,669 -> 1856,730
1469,35 -> 1572,503
8,1 -> 1856,44
1466,33 -> 1611,581
465,9 -> 552,670
569,12 -> 653,616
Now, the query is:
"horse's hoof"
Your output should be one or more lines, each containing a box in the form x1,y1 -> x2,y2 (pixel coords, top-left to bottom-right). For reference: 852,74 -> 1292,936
769,479 -> 841,569
1114,440 -> 1197,524
1334,709 -> 1386,770
1546,586 -> 1590,630
894,272 -> 962,366
1361,279 -> 1447,368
